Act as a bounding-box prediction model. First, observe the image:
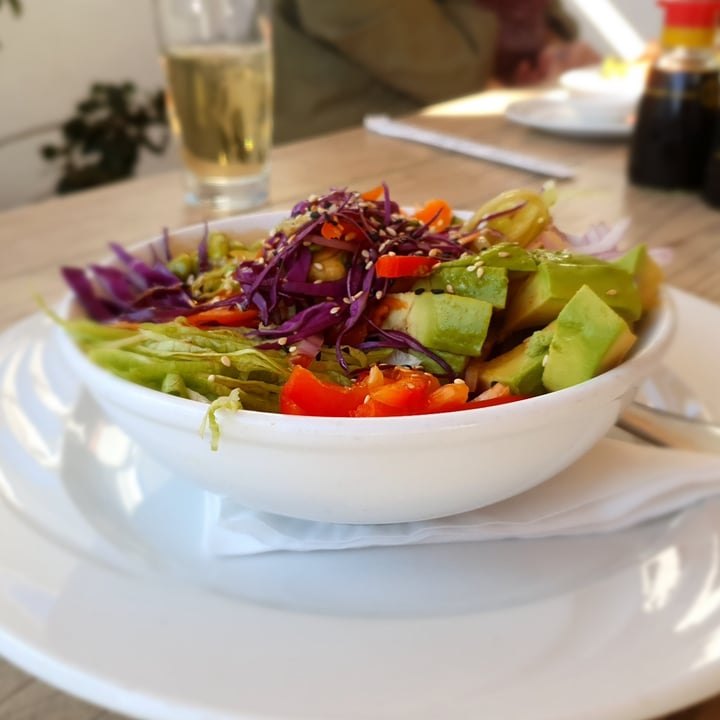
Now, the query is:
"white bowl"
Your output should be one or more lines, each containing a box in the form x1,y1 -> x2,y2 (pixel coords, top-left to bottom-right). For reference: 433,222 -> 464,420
55,211 -> 676,524
559,64 -> 645,103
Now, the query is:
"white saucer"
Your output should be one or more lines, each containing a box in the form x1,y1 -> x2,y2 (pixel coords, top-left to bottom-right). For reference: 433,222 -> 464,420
506,91 -> 635,139
1,287 -> 720,720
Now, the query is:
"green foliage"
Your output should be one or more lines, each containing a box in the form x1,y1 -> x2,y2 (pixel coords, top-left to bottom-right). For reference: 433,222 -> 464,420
40,82 -> 169,195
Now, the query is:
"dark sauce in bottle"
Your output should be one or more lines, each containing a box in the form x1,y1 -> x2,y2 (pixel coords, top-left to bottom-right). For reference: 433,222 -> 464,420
703,95 -> 720,206
629,65 -> 719,189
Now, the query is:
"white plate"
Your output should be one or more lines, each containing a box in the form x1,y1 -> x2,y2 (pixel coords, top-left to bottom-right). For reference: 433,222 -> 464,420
1,287 -> 720,720
506,91 -> 635,139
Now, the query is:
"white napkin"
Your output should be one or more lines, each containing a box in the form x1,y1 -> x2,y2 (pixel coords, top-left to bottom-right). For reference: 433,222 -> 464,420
203,438 -> 720,556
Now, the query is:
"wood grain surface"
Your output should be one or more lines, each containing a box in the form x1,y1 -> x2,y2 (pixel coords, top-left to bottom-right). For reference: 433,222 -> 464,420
1,90 -> 719,719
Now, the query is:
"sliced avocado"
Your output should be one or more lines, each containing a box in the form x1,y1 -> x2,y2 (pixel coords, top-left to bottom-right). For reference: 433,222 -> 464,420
542,285 -> 637,391
530,249 -> 608,266
612,244 -> 663,311
472,322 -> 555,396
413,265 -> 508,308
502,261 -> 642,337
404,349 -> 469,375
480,243 -> 538,273
381,291 -> 493,357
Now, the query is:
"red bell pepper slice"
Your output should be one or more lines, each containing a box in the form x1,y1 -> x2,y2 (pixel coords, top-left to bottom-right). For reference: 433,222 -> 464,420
185,307 -> 259,328
375,255 -> 440,279
280,365 -> 367,417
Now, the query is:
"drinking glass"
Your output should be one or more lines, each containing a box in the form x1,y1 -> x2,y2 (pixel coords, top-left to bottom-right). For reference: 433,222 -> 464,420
152,0 -> 273,211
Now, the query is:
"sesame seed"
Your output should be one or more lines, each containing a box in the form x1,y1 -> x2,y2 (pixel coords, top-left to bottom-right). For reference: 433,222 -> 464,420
414,287 -> 426,295
352,290 -> 364,300
497,251 -> 510,258
466,265 -> 476,272
428,248 -> 441,257
343,297 -> 352,304
208,374 -> 216,382
365,260 -> 374,270
375,290 -> 384,300
445,284 -> 455,294
453,378 -> 465,385
288,345 -> 297,353
386,227 -> 397,236
220,356 -> 231,367
313,262 -> 323,270
361,249 -> 370,259
278,338 -> 288,346
363,394 -> 371,404
387,251 -> 396,256
606,288 -> 618,296
330,306 -> 341,315
476,267 -> 485,279
431,288 -> 444,295
542,354 -> 549,367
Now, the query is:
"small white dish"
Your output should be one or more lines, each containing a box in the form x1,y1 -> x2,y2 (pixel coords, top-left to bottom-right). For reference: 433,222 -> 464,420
55,210 -> 674,524
0,286 -> 718,720
506,92 -> 635,139
559,63 -> 645,103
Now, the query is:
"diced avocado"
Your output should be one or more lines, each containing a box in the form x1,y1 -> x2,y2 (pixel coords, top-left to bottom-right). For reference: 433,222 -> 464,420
381,291 -> 493,357
413,265 -> 508,308
479,243 -> 538,273
612,244 -> 663,311
530,249 -> 608,266
502,261 -> 642,337
404,349 -> 469,375
542,285 -> 637,391
472,322 -> 555,396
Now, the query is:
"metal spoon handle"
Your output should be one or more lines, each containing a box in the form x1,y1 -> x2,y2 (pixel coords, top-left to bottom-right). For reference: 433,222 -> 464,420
618,403 -> 720,454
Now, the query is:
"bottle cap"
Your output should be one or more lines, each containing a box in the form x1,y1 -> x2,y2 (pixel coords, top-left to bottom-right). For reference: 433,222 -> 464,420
658,0 -> 720,46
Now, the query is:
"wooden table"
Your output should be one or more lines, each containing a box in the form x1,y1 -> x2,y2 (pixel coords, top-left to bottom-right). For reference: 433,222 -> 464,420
0,90 -> 718,719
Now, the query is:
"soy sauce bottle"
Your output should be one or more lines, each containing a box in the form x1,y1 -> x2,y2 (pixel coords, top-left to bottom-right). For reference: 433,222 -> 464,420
629,0 -> 720,190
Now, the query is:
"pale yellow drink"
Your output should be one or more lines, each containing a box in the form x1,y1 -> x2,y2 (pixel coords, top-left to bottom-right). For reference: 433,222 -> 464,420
164,43 -> 272,189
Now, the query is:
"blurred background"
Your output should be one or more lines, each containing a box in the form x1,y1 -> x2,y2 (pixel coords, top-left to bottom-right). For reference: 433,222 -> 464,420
0,0 -> 659,211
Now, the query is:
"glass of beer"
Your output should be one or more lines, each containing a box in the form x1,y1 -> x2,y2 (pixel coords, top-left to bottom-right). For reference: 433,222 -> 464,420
153,0 -> 273,211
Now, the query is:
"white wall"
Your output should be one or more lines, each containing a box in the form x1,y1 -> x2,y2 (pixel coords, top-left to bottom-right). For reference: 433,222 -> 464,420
0,0 -> 181,210
566,0 -> 660,57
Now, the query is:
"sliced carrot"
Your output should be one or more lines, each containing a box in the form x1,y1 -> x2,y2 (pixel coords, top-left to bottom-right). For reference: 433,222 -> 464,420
414,199 -> 453,232
321,218 -> 362,241
321,221 -> 344,240
360,185 -> 384,201
185,306 -> 259,328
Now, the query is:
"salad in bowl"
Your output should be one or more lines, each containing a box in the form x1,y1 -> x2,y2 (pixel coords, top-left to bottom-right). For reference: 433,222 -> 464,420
54,183 -> 674,523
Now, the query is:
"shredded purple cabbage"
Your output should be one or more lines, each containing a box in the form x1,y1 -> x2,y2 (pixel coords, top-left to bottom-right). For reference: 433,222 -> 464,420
233,187 -> 470,367
61,186 -> 507,373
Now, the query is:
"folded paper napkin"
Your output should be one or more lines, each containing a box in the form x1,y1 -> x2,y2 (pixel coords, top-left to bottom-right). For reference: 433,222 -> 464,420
203,438 -> 720,556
